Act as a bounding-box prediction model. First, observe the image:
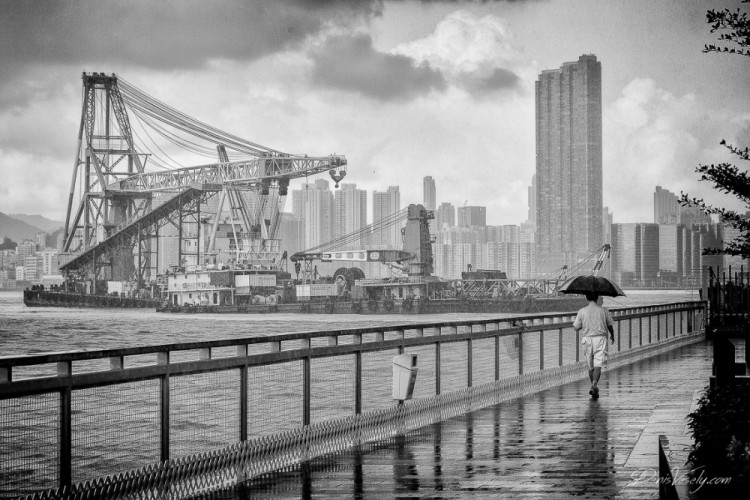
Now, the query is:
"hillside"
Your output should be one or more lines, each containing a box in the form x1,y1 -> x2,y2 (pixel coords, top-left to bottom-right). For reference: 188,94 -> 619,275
8,214 -> 64,232
0,212 -> 44,241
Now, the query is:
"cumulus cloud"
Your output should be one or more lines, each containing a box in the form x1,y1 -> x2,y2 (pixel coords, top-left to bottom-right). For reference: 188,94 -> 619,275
394,10 -> 530,96
308,33 -> 446,101
604,78 -> 750,222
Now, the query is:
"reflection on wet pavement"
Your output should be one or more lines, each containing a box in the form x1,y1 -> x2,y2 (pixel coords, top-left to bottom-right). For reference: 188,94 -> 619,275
210,341 -> 712,499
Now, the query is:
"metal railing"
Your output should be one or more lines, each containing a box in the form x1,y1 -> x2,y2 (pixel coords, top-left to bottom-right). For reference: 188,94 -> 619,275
0,302 -> 706,498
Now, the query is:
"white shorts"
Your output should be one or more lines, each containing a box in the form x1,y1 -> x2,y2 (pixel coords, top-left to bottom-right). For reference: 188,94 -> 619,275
581,335 -> 608,369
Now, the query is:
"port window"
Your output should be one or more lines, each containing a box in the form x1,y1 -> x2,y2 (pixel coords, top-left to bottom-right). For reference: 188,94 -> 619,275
213,292 -> 218,304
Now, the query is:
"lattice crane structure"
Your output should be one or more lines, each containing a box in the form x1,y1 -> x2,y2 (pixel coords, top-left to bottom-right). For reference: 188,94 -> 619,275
60,73 -> 347,290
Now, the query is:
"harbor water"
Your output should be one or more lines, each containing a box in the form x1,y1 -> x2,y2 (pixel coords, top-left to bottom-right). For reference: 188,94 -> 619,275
0,289 -> 700,356
0,290 -> 700,356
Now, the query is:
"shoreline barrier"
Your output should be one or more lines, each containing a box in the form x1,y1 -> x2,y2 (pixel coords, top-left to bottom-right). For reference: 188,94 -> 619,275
0,301 -> 706,499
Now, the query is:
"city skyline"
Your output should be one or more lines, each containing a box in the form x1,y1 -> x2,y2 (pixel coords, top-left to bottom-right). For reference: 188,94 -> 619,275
1,0 -> 749,228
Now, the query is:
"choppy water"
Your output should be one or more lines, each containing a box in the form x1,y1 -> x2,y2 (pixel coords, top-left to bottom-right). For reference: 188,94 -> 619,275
0,289 -> 700,356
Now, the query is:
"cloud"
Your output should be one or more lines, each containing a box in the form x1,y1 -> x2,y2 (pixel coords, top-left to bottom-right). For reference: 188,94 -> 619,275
309,33 -> 447,101
394,10 -> 529,96
604,77 -> 750,223
0,0 -> 381,70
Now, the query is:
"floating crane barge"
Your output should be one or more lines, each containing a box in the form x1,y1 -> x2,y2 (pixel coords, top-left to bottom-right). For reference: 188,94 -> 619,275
24,72 -> 595,314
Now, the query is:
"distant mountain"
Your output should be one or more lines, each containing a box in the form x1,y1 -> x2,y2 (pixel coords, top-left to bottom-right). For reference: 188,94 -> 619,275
8,214 -> 64,232
0,212 -> 44,242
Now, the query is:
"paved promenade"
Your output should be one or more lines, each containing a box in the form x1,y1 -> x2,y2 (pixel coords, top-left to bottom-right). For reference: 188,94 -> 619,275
223,340 -> 712,499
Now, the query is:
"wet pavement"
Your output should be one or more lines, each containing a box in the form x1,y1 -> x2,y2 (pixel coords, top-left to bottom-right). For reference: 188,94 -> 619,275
220,341 -> 712,499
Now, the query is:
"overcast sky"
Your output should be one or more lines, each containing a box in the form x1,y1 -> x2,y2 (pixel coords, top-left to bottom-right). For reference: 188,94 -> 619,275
1,0 -> 749,225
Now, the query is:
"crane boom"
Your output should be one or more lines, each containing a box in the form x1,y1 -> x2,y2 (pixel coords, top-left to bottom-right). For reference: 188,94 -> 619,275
108,154 -> 346,193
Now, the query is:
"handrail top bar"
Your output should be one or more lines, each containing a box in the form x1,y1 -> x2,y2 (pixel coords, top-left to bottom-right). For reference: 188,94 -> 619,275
0,301 -> 704,367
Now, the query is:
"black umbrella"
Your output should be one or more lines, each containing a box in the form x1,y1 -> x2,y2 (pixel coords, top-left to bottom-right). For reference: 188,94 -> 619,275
558,275 -> 626,297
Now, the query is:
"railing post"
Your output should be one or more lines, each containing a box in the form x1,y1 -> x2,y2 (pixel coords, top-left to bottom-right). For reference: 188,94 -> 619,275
495,335 -> 500,381
303,355 -> 311,426
435,342 -> 441,395
558,328 -> 563,367
467,338 -> 473,387
58,360 -> 72,489
354,334 -> 362,414
157,352 -> 170,462
657,313 -> 661,341
237,346 -> 248,441
539,330 -> 544,371
649,315 -> 652,343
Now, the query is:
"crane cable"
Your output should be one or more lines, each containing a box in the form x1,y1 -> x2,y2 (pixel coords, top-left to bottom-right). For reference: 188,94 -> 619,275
302,208 -> 410,255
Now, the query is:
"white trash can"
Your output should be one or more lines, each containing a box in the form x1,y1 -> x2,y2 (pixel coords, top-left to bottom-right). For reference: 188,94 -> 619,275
392,353 -> 418,401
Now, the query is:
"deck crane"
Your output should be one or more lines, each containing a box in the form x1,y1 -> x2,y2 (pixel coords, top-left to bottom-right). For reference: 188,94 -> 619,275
61,73 -> 347,285
291,205 -> 434,287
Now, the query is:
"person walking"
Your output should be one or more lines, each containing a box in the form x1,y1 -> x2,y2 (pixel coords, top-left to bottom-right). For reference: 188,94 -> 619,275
573,292 -> 615,398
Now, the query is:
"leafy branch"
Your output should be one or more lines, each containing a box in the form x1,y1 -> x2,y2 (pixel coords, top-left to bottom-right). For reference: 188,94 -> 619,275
705,0 -> 750,57
681,1 -> 750,257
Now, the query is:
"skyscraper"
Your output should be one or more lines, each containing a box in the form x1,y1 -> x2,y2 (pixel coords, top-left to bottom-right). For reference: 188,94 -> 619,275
372,186 -> 401,248
334,183 -> 367,247
292,179 -> 334,250
423,176 -> 436,211
535,54 -> 603,273
437,202 -> 455,230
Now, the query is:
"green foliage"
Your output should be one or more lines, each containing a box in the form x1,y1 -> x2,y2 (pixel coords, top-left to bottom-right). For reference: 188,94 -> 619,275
687,384 -> 750,496
680,0 -> 750,257
0,236 -> 17,250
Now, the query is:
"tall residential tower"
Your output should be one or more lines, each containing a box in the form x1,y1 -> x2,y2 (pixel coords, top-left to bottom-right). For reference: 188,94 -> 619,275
535,54 -> 603,273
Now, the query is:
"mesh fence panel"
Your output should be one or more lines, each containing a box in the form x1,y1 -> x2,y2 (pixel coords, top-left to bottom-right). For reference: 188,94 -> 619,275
637,316 -> 645,344
310,355 -> 355,423
561,327 -> 578,365
408,345 -> 436,399
248,361 -> 303,438
170,370 -> 240,458
72,379 -> 160,483
361,349 -> 400,412
0,393 -> 58,497
542,328 -> 560,369
611,320 -> 623,354
471,338 -> 495,386
439,342 -> 468,394
498,334 -> 520,379
521,331 -> 541,374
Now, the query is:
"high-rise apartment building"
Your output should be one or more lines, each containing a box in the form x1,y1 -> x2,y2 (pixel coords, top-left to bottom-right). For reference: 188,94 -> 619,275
437,202 -> 455,230
527,174 -> 536,224
17,240 -> 36,264
292,179 -> 334,250
372,186 -> 401,248
535,55 -> 603,273
457,206 -> 487,227
654,186 -> 711,226
423,176 -> 436,211
611,223 -> 658,286
334,183 -> 367,247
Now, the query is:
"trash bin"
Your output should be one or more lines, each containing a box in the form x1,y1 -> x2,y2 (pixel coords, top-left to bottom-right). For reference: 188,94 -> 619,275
392,353 -> 418,401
